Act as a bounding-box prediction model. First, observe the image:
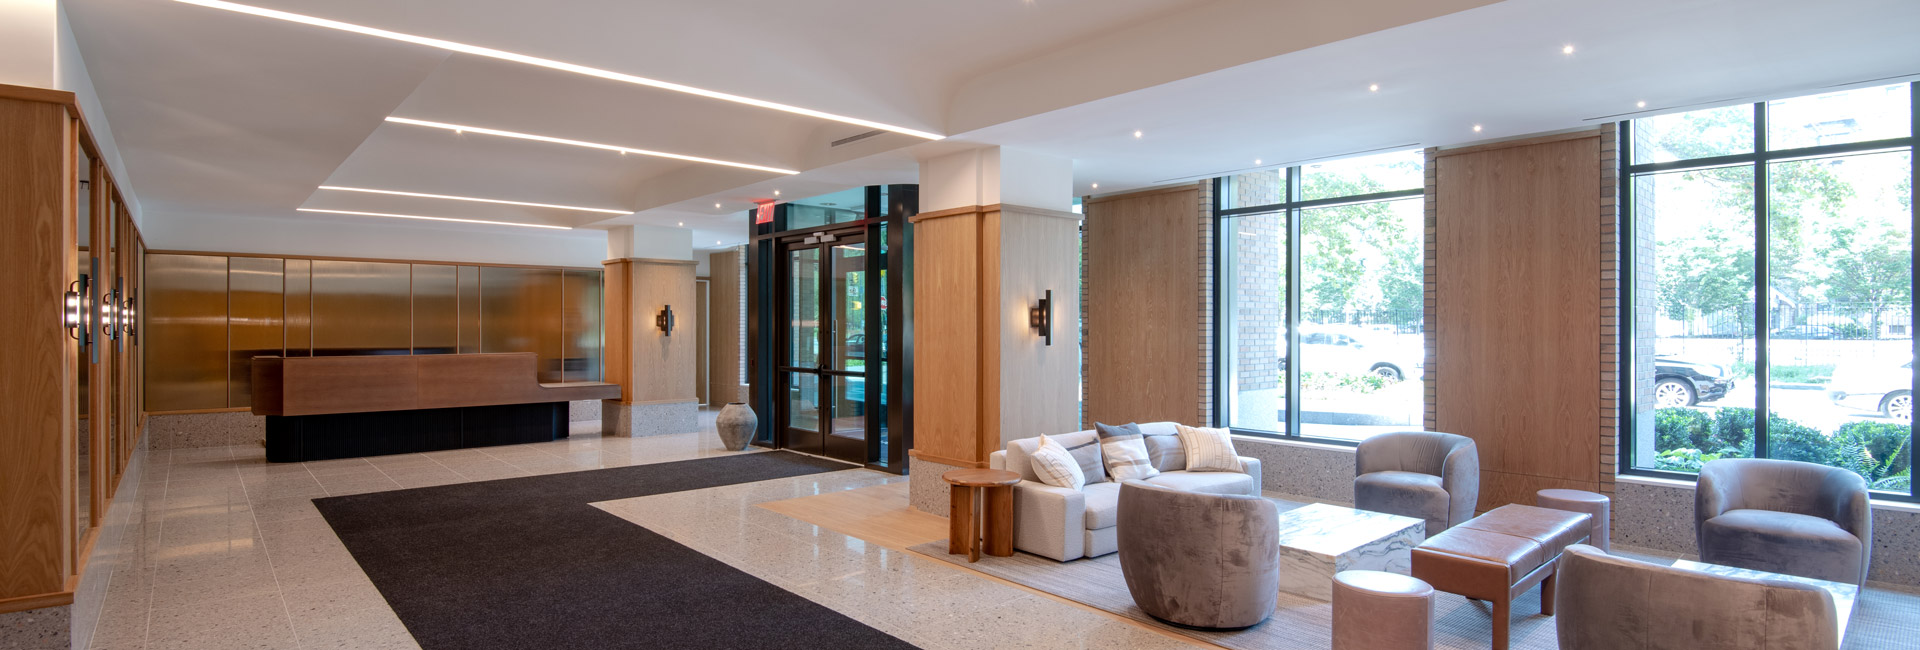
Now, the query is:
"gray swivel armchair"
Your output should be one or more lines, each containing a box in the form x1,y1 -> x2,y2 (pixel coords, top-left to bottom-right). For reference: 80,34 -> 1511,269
1555,544 -> 1838,650
1116,481 -> 1279,629
1354,431 -> 1479,536
1697,458 -> 1872,584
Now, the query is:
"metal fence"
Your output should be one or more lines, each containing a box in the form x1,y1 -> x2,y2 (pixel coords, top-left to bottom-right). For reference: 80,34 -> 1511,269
1667,302 -> 1913,340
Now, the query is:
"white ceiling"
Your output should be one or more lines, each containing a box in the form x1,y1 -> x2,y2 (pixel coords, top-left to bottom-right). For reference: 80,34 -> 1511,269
62,0 -> 1920,254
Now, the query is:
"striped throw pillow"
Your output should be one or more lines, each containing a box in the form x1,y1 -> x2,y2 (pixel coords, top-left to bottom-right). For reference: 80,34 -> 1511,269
1028,434 -> 1087,489
1095,422 -> 1159,481
1176,424 -> 1244,473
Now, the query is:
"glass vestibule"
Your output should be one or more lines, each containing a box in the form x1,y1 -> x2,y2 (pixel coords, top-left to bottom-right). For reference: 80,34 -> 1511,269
749,185 -> 912,472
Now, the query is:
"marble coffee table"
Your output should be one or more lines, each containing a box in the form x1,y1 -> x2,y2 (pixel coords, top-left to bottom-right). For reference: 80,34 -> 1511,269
1272,503 -> 1425,601
1671,559 -> 1860,645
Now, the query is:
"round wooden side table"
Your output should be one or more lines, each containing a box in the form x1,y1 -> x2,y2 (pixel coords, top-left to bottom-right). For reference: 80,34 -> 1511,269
943,468 -> 1021,562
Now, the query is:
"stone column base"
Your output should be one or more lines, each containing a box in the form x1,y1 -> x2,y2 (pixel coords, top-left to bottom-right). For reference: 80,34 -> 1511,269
601,400 -> 700,437
0,604 -> 68,650
147,411 -> 265,449
908,456 -> 968,516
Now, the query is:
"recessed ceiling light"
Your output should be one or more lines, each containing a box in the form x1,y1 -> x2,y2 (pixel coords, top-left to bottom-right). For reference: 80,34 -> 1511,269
1254,159 -> 1262,165
170,0 -> 945,140
1368,83 -> 1379,92
1091,183 -> 1099,189
316,186 -> 630,214
677,221 -> 684,226
1473,124 -> 1483,132
385,117 -> 798,174
773,190 -> 781,196
1562,44 -> 1575,55
1637,100 -> 1647,108
1133,130 -> 1143,139
715,203 -> 724,209
296,208 -> 570,230
716,240 -> 722,245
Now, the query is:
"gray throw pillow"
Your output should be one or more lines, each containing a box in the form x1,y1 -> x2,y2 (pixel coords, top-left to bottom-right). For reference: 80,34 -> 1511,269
1064,437 -> 1107,484
1142,430 -> 1186,473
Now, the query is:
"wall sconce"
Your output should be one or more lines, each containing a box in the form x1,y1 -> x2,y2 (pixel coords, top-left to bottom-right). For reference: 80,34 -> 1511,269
656,305 -> 675,335
101,288 -> 121,341
124,290 -> 138,344
1030,290 -> 1052,346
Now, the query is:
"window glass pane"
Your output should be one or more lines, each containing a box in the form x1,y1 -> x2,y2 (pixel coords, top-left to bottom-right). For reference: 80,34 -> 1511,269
1768,84 -> 1911,151
1633,104 -> 1756,164
786,188 -> 866,230
1636,166 -> 1758,472
1299,150 -> 1422,201
1766,151 -> 1913,494
1221,212 -> 1286,434
1297,197 -> 1425,441
1221,169 -> 1286,210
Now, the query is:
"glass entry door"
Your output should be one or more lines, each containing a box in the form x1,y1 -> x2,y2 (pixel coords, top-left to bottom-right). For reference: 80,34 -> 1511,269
780,232 -> 874,463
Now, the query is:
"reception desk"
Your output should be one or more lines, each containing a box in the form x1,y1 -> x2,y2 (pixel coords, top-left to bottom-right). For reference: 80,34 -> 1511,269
251,353 -> 620,462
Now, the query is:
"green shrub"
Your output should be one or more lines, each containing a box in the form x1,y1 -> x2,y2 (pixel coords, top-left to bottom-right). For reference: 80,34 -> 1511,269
1654,408 -> 1714,453
1711,407 -> 1758,456
1833,322 -> 1873,339
1299,371 -> 1389,395
1655,448 -> 1723,473
1765,414 -> 1831,464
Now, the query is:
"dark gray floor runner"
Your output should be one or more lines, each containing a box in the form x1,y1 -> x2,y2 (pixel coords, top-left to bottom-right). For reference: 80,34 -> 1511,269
314,451 -> 917,650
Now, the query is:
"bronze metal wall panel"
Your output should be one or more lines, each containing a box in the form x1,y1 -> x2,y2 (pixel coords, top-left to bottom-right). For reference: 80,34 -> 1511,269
144,254 -> 229,411
227,256 -> 284,408
413,264 -> 458,354
312,260 -> 411,356
563,270 -> 604,382
457,266 -> 481,354
482,267 -> 564,382
284,258 -> 312,357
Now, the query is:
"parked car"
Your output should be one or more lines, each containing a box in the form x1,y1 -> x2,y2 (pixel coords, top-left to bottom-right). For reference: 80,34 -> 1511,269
1772,325 -> 1839,340
1287,325 -> 1425,382
1653,356 -> 1734,407
1827,355 -> 1913,422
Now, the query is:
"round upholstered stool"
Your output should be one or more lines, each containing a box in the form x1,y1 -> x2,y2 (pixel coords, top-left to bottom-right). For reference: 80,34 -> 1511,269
1332,570 -> 1434,650
1536,488 -> 1611,552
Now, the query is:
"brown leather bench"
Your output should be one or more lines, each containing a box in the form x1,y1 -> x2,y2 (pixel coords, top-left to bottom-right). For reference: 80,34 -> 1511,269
1410,504 -> 1591,650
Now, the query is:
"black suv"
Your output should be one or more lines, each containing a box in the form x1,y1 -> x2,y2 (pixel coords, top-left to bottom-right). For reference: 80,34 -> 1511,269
1654,356 -> 1735,407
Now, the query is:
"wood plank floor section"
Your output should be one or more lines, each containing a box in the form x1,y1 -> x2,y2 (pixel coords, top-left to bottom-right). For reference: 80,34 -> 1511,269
755,482 -> 949,551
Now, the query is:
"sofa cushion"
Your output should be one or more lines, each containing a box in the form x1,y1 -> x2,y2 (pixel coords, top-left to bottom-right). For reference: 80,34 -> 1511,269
1143,471 -> 1254,496
1702,509 -> 1865,584
1136,422 -> 1187,472
1029,434 -> 1087,490
1084,482 -> 1123,529
1005,430 -> 1099,482
1065,436 -> 1107,484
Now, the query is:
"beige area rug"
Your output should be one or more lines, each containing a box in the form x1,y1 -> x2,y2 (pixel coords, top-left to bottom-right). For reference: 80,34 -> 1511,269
908,539 -> 1918,650
908,541 -> 1564,650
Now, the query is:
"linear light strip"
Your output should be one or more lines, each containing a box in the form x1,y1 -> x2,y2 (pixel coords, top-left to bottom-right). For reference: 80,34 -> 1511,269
172,0 -> 945,140
385,116 -> 800,174
318,185 -> 631,214
297,208 -> 572,230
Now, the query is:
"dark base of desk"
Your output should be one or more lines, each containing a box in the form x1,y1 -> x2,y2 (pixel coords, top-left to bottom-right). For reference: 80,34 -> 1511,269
266,402 -> 569,463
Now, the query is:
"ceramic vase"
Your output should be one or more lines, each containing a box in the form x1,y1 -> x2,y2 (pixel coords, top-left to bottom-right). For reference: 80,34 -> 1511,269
715,402 -> 758,451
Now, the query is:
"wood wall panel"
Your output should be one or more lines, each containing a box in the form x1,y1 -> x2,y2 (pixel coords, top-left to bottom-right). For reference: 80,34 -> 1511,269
708,249 -> 746,404
601,260 -> 632,402
1084,187 -> 1201,426
0,96 -> 75,606
605,259 -> 698,404
909,211 -> 987,466
1434,135 -> 1604,504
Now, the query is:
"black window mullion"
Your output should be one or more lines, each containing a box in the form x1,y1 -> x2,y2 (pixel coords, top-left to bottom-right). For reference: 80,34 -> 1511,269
1754,102 -> 1771,461
1909,82 -> 1919,497
1285,166 -> 1304,438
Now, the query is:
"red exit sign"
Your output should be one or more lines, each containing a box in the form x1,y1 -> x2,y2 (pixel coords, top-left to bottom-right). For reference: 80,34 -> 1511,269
755,203 -> 775,224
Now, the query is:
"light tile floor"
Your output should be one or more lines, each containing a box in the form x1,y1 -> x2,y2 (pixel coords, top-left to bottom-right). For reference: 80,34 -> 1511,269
85,412 -> 771,650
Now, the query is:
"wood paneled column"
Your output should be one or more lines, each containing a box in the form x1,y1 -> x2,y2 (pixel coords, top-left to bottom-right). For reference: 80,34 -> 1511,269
601,257 -> 700,436
908,147 -> 1080,514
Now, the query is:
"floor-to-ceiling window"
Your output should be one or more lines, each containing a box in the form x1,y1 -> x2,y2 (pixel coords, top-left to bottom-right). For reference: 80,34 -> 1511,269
1217,149 -> 1425,443
1626,83 -> 1917,499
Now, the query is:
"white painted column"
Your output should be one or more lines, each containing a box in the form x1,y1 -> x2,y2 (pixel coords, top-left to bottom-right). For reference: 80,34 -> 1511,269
0,0 -> 57,89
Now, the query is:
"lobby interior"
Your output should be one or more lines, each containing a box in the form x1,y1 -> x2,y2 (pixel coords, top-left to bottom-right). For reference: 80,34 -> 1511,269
4,1 -> 1920,649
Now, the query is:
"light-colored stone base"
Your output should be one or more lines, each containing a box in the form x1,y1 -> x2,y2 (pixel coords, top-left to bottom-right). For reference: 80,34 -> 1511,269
601,400 -> 700,437
1235,436 -> 1356,505
146,411 -> 265,450
908,456 -> 965,516
0,605 -> 68,650
568,399 -> 602,422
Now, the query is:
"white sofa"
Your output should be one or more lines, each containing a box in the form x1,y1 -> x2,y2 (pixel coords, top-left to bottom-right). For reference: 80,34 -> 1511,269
988,422 -> 1263,561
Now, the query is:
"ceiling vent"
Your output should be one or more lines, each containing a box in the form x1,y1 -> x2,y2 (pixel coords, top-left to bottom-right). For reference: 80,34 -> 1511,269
831,130 -> 886,148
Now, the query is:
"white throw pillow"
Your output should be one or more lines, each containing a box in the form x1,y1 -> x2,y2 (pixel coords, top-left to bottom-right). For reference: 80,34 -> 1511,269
1176,424 -> 1244,473
1028,434 -> 1087,490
